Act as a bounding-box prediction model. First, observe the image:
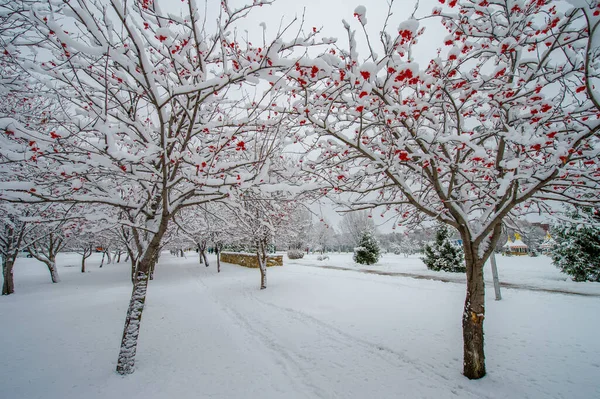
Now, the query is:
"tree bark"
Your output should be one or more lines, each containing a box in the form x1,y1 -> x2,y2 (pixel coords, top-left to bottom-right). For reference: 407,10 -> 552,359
99,251 -> 106,268
202,250 -> 209,267
257,240 -> 267,290
216,245 -> 221,273
116,217 -> 168,375
131,258 -> 138,285
2,256 -> 16,295
81,246 -> 92,273
116,270 -> 149,375
462,247 -> 486,379
149,260 -> 155,281
47,258 -> 60,283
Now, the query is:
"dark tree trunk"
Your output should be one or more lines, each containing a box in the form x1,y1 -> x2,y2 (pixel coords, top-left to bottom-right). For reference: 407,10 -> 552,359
81,246 -> 92,273
116,250 -> 123,263
149,260 -> 155,280
2,256 -> 16,295
216,245 -> 221,273
130,259 -> 138,285
202,250 -> 209,267
462,244 -> 486,379
99,251 -> 106,268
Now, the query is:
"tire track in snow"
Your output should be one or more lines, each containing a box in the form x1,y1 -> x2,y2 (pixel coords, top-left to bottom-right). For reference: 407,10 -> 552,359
183,260 -> 493,398
180,262 -> 322,399
243,291 -> 494,399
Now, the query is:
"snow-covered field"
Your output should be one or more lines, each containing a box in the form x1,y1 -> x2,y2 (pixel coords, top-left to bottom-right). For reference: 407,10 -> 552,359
1,252 -> 599,399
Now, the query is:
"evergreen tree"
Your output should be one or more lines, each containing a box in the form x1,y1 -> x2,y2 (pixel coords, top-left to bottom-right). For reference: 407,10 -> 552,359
353,231 -> 380,265
422,225 -> 465,272
550,208 -> 600,282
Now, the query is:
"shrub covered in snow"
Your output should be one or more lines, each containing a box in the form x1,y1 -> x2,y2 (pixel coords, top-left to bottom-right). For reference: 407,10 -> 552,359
287,249 -> 305,259
353,231 -> 380,265
317,255 -> 329,261
550,208 -> 600,282
422,224 -> 465,273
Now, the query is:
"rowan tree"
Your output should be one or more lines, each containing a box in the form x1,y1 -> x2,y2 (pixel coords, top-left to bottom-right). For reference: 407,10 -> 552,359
0,0 -> 323,375
293,0 -> 600,379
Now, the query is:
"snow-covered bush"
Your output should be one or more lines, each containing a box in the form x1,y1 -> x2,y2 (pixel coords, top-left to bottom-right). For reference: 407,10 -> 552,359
550,208 -> 600,282
317,255 -> 329,261
287,249 -> 305,259
353,231 -> 380,265
422,225 -> 465,273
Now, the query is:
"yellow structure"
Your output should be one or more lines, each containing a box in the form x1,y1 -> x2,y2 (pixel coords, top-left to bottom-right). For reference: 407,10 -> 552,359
503,233 -> 528,255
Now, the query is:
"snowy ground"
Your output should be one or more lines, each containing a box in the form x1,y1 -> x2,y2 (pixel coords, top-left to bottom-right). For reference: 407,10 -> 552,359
1,252 -> 599,399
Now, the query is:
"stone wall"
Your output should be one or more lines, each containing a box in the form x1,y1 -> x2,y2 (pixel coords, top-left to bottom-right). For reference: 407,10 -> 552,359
219,252 -> 283,268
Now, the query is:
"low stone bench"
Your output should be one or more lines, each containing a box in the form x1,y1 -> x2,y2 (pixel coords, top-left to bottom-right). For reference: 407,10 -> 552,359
220,252 -> 283,268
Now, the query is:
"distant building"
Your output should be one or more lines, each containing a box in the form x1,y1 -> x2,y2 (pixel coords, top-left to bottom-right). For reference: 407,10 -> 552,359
539,231 -> 556,253
502,233 -> 528,256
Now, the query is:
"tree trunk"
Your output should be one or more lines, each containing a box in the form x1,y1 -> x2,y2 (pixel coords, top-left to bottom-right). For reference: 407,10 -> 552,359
46,259 -> 60,283
202,251 -> 209,267
216,246 -> 221,273
81,247 -> 92,273
116,270 -> 149,375
257,240 -> 267,290
2,256 -> 16,295
116,216 -> 168,375
106,250 -> 113,264
462,252 -> 486,379
116,251 -> 122,263
99,251 -> 106,268
131,259 -> 138,285
149,260 -> 155,281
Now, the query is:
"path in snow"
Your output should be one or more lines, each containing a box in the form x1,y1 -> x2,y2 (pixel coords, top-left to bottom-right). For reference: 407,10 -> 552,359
174,258 -> 491,399
308,264 -> 600,297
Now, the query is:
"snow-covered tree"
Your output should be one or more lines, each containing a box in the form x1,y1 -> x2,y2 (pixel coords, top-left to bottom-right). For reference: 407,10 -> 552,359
422,224 -> 465,273
353,230 -> 380,265
226,188 -> 295,289
0,0 -> 323,375
286,207 -> 313,251
339,210 -> 376,247
294,1 -> 600,379
550,208 -> 600,282
310,217 -> 335,254
24,205 -> 78,284
0,204 -> 30,295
